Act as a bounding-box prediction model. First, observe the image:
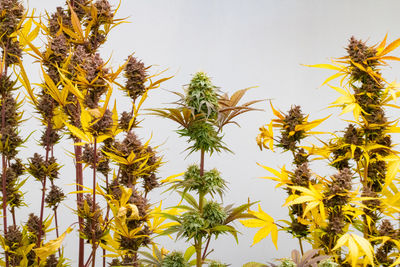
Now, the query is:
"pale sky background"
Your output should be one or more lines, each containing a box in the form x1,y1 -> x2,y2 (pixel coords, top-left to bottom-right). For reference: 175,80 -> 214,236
13,0 -> 400,266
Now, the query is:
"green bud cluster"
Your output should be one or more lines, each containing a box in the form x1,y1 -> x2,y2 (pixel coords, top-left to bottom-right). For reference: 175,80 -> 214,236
161,252 -> 189,267
185,72 -> 219,119
183,165 -> 225,195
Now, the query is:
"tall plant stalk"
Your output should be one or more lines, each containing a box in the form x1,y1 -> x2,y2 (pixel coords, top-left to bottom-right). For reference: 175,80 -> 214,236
74,142 -> 85,267
91,138 -> 97,267
1,89 -> 9,267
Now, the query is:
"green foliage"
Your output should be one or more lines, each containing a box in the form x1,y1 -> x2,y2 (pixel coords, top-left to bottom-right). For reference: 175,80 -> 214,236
178,120 -> 226,154
202,202 -> 227,227
178,165 -> 226,196
181,212 -> 207,240
207,260 -> 227,267
185,72 -> 219,119
278,260 -> 296,267
161,252 -> 190,267
318,259 -> 339,267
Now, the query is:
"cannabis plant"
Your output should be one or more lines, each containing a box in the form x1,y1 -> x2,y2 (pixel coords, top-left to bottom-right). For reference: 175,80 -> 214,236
241,35 -> 400,266
151,71 -> 261,267
11,0 -> 172,266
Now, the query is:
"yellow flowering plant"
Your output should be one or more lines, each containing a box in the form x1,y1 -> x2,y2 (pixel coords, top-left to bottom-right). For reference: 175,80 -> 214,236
242,36 -> 400,266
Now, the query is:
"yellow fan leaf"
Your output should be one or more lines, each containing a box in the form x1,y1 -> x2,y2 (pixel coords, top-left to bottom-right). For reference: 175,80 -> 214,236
65,122 -> 91,143
240,204 -> 278,249
160,172 -> 184,183
333,234 -> 374,267
34,227 -> 73,260
67,2 -> 84,41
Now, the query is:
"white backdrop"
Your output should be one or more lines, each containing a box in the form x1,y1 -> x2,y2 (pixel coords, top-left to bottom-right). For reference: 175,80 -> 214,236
14,0 -> 400,265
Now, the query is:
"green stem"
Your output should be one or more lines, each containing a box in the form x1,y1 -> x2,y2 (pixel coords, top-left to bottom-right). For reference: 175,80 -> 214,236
196,149 -> 205,267
298,237 -> 304,255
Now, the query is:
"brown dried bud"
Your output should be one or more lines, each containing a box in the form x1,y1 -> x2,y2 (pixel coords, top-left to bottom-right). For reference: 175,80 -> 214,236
27,153 -> 46,181
1,125 -> 23,158
49,33 -> 68,62
5,225 -> 23,266
346,36 -> 376,65
70,0 -> 90,20
293,148 -> 308,166
82,144 -> 101,167
10,158 -> 24,177
40,128 -> 61,148
362,187 -> 380,208
0,73 -> 16,95
332,168 -> 352,191
82,53 -> 106,83
26,213 -> 44,236
279,105 -> 305,151
129,190 -> 148,219
292,163 -> 312,187
143,173 -> 159,193
119,111 -> 133,131
379,219 -> 395,237
90,109 -> 113,136
0,94 -> 19,127
0,0 -> 24,36
45,185 -> 66,209
48,7 -> 71,36
45,254 -> 59,267
78,194 -> 104,240
344,124 -> 361,145
71,45 -> 89,67
122,131 -> 142,154
97,157 -> 110,176
37,93 -> 56,118
4,39 -> 23,66
5,225 -> 22,245
327,212 -> 344,235
124,56 -> 147,101
94,0 -> 113,23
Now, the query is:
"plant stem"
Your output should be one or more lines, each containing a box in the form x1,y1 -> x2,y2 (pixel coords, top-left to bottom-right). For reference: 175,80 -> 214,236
91,138 -> 98,267
37,121 -> 52,265
74,143 -> 85,267
298,237 -> 304,255
103,174 -> 109,267
11,207 -> 15,226
196,149 -> 205,267
1,91 -> 9,267
201,235 -> 211,260
54,208 -> 61,257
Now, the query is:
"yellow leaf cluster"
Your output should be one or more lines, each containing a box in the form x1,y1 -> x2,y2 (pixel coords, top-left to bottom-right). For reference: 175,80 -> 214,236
239,204 -> 278,249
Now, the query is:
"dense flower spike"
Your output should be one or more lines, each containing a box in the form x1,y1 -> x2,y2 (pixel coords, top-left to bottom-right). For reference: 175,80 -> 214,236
124,56 -> 147,101
185,72 -> 219,119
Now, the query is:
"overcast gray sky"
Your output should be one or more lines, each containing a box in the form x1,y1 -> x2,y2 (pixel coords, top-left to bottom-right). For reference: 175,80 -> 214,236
16,0 -> 400,265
